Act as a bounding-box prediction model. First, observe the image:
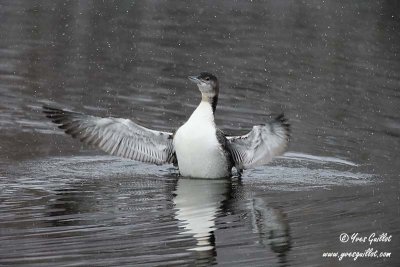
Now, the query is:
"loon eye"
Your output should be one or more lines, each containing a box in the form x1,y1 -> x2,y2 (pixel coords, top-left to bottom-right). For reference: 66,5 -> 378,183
205,77 -> 210,81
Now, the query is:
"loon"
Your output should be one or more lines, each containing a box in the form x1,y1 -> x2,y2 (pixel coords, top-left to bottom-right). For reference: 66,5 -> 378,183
43,72 -> 290,179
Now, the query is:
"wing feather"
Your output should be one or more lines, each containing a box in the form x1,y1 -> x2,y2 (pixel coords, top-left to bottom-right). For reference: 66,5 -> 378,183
43,106 -> 175,165
227,114 -> 290,170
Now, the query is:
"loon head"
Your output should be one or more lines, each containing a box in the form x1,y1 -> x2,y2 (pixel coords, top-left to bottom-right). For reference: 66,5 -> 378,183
188,72 -> 219,113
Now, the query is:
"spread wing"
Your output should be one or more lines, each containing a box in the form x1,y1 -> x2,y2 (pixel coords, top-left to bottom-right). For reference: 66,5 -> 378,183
227,114 -> 290,170
43,106 -> 175,165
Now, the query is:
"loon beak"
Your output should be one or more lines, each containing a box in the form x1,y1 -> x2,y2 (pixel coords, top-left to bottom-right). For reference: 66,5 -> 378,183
188,76 -> 201,84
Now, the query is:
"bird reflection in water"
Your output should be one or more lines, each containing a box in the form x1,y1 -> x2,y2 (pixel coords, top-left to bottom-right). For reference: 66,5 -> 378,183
45,174 -> 291,265
173,178 -> 226,265
249,197 -> 291,262
172,177 -> 291,263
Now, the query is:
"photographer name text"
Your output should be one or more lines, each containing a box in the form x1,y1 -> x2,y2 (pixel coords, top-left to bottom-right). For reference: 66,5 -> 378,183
340,232 -> 392,245
322,232 -> 392,261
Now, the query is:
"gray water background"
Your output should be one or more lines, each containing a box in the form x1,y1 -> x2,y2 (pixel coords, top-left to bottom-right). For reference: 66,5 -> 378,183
0,1 -> 399,266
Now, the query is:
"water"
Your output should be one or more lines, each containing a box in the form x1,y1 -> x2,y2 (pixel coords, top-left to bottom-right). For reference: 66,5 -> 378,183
1,1 -> 399,266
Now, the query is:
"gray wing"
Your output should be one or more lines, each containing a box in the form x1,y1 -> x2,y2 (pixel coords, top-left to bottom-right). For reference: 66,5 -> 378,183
43,106 -> 175,165
227,114 -> 290,170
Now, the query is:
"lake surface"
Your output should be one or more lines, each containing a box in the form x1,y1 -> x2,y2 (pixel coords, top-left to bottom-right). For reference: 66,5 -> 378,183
0,1 -> 399,266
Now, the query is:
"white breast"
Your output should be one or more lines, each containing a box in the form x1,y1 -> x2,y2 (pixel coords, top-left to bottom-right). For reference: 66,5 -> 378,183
173,102 -> 230,178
